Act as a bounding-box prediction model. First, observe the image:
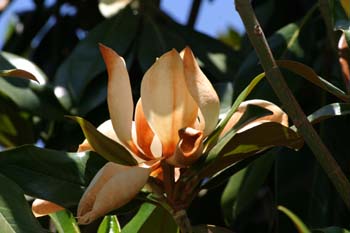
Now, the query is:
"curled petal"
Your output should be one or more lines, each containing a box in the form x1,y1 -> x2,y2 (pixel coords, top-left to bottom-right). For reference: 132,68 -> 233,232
77,162 -> 129,218
78,119 -> 118,152
99,44 -> 134,148
78,164 -> 151,224
141,49 -> 198,157
221,99 -> 288,137
32,199 -> 64,217
182,47 -> 220,136
166,127 -> 204,167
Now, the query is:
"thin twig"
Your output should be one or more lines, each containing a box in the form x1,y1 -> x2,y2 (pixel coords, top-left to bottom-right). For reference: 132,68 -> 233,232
187,0 -> 202,28
234,0 -> 350,209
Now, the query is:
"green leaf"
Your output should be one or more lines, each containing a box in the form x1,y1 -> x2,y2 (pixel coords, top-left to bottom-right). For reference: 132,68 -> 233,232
220,122 -> 303,158
205,72 -> 265,150
330,0 -> 350,31
0,98 -> 35,147
67,116 -> 137,166
278,205 -> 311,233
98,215 -> 121,233
192,224 -> 234,233
137,15 -> 186,71
0,78 -> 65,120
306,103 -> 350,125
202,122 -> 302,179
205,104 -> 273,164
220,150 -> 277,224
277,60 -> 349,102
54,6 -> 140,106
0,51 -> 47,84
49,210 -> 80,233
313,226 -> 350,233
122,203 -> 178,233
0,145 -> 106,208
0,173 -> 43,233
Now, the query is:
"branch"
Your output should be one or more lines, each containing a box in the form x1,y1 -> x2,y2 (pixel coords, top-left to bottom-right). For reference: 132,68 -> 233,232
234,0 -> 350,209
187,0 -> 202,28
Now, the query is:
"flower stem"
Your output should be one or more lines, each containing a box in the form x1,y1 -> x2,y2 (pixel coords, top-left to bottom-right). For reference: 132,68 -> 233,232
173,210 -> 193,233
234,0 -> 350,209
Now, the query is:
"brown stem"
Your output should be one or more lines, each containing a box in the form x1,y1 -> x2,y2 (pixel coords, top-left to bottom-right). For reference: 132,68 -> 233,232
234,0 -> 350,209
173,210 -> 193,233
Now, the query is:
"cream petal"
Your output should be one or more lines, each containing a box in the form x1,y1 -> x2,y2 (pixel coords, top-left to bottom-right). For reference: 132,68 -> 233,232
77,162 -> 129,218
166,127 -> 204,167
99,44 -> 134,148
32,199 -> 64,217
135,99 -> 157,159
141,49 -> 198,157
78,165 -> 151,224
182,47 -> 220,136
220,99 -> 288,137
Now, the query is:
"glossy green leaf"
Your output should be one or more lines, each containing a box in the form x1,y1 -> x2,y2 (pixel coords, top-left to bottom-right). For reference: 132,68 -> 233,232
192,224 -> 233,233
67,116 -> 137,166
0,51 -> 47,84
277,60 -> 350,102
205,72 -> 266,150
122,203 -> 178,233
0,77 -> 65,119
0,145 -> 105,208
0,98 -> 35,147
278,206 -> 311,233
98,215 -> 121,233
0,173 -> 43,233
49,210 -> 80,233
220,122 -> 303,158
202,122 -> 302,179
220,150 -> 276,224
306,103 -> 350,125
205,104 -> 273,163
54,6 -> 140,106
201,154 -> 259,190
137,15 -> 186,71
313,226 -> 350,233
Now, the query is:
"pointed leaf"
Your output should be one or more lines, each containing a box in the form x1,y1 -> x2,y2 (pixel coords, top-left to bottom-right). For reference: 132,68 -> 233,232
122,203 -> 178,233
49,210 -> 80,233
68,116 -> 137,166
220,151 -> 276,224
1,51 -> 47,84
205,72 -> 265,149
277,60 -> 350,102
278,206 -> 311,233
0,173 -> 43,233
314,227 -> 350,233
0,69 -> 38,82
205,104 -> 273,163
306,103 -> 350,125
221,122 -> 302,158
98,215 -> 121,233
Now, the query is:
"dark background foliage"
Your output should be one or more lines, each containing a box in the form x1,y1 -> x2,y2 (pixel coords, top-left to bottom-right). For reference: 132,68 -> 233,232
0,0 -> 349,232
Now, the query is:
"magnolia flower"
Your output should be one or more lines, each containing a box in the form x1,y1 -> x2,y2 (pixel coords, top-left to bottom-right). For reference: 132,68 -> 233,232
76,44 -> 288,224
77,44 -> 220,224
